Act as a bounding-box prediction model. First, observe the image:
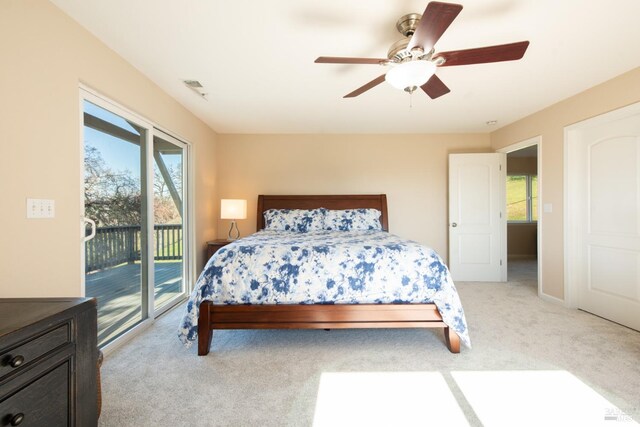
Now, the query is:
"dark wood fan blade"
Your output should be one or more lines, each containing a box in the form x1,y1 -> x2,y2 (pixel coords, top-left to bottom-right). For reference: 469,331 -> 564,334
436,41 -> 530,67
315,56 -> 388,65
344,74 -> 387,98
421,74 -> 450,99
407,2 -> 463,52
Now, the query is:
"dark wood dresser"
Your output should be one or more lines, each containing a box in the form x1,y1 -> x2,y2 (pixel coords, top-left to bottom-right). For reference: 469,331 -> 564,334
0,298 -> 98,427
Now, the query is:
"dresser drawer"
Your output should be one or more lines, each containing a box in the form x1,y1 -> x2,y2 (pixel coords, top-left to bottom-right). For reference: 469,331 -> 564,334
0,361 -> 69,427
0,324 -> 69,380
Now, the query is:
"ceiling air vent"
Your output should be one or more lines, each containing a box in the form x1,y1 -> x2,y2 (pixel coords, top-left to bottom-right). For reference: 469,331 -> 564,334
183,80 -> 207,99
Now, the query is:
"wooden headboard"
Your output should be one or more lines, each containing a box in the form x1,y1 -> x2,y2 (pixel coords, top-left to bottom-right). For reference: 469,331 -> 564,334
256,194 -> 389,231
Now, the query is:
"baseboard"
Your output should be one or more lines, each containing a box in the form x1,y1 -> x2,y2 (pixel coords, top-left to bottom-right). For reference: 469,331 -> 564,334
100,319 -> 154,358
538,291 -> 564,306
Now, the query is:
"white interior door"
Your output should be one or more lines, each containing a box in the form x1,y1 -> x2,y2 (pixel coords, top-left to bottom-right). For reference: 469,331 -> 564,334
449,153 -> 506,282
567,105 -> 640,331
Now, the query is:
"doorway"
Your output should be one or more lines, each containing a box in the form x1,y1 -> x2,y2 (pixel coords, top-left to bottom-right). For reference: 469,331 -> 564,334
498,137 -> 541,294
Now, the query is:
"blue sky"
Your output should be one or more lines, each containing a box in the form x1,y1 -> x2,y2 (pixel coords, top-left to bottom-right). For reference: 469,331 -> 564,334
83,100 -> 180,176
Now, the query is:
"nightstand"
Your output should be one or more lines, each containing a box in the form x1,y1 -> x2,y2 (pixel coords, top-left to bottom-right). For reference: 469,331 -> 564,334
207,239 -> 232,259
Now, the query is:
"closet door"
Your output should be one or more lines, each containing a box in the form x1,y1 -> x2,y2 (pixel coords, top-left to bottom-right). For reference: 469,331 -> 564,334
567,104 -> 640,331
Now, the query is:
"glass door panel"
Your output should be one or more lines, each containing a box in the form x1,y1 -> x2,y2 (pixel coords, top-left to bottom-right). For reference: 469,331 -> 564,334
152,134 -> 186,312
83,100 -> 149,347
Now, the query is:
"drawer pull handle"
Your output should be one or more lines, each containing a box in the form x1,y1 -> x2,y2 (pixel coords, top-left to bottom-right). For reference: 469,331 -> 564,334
10,413 -> 25,426
9,355 -> 25,368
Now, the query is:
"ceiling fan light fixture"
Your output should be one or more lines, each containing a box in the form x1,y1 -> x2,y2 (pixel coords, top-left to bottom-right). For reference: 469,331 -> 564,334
385,60 -> 436,92
316,2 -> 529,100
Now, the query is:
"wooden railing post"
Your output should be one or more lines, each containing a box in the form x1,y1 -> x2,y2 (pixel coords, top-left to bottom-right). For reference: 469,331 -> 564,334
127,226 -> 135,265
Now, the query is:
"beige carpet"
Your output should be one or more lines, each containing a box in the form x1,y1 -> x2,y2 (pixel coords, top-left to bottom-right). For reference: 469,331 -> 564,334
99,261 -> 640,426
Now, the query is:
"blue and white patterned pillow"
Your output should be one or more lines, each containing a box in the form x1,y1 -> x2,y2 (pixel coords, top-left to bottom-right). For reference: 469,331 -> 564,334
324,209 -> 382,231
264,208 -> 326,232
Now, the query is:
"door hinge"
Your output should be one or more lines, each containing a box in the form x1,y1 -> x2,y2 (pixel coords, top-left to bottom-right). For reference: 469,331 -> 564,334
500,259 -> 503,266
499,164 -> 502,171
500,211 -> 502,218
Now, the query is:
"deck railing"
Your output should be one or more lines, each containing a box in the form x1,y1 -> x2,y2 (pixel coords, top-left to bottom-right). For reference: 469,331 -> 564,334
85,224 -> 182,273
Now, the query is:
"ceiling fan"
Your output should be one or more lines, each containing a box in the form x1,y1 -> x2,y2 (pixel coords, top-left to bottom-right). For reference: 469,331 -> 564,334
315,1 -> 529,99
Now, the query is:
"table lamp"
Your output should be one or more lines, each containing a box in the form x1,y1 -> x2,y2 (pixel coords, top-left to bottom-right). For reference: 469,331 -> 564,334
220,199 -> 247,241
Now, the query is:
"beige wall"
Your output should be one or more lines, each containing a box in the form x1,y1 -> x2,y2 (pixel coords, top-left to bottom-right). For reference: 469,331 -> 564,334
507,224 -> 537,258
491,66 -> 640,299
216,134 -> 491,259
0,0 -> 218,297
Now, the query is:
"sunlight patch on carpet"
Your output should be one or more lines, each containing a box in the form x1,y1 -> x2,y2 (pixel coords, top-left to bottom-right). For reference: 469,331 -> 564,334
451,370 -> 638,427
313,372 -> 469,427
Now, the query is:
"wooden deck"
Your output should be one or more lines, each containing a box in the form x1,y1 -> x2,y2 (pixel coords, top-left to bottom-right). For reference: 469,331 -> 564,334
85,261 -> 182,346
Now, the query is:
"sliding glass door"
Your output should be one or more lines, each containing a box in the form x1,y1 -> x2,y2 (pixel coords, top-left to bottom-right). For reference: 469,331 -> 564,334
82,92 -> 189,348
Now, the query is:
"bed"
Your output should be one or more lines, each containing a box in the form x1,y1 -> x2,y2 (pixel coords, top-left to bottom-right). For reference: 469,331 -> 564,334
179,194 -> 469,354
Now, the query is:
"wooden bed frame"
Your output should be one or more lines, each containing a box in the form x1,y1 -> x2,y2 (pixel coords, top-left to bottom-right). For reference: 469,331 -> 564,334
198,194 -> 460,355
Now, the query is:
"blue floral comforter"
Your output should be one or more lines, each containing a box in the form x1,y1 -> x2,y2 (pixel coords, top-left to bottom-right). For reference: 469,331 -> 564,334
178,230 -> 470,347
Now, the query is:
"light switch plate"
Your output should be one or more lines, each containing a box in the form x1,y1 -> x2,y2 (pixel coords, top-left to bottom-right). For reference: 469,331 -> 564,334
543,203 -> 552,213
27,198 -> 55,218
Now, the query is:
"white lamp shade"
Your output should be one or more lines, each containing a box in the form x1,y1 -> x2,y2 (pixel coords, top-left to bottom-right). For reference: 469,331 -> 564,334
220,199 -> 247,219
385,60 -> 437,91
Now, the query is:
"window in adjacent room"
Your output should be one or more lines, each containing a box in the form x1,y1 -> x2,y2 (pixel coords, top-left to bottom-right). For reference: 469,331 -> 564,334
506,174 -> 538,222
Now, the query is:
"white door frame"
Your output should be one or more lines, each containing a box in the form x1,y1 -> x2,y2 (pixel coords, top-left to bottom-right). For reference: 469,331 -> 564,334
497,136 -> 543,299
564,101 -> 640,309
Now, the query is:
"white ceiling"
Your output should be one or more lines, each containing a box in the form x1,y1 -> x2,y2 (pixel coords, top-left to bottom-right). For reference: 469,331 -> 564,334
51,0 -> 640,134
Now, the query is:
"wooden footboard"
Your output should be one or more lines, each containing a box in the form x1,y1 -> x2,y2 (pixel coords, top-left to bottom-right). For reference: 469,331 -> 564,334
197,301 -> 460,355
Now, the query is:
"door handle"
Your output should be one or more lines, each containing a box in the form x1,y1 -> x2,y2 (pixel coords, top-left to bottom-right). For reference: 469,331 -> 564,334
451,222 -> 458,227
83,217 -> 96,242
